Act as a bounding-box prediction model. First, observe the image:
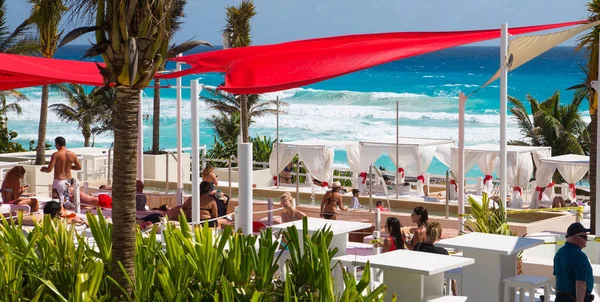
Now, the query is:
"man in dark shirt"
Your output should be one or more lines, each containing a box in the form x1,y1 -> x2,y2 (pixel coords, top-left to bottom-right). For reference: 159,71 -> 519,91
554,222 -> 594,302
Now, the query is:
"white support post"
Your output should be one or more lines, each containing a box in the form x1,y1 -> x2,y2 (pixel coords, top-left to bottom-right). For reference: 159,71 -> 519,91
74,179 -> 80,214
137,91 -> 144,181
176,54 -> 183,206
190,80 -> 201,223
458,92 -> 466,233
500,23 -> 509,214
267,198 -> 273,226
276,96 -> 280,189
375,208 -> 381,233
396,100 -> 399,199
238,143 -> 253,235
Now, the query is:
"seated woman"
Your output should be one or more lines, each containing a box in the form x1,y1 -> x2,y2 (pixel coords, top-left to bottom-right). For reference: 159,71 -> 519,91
1,166 -> 39,212
402,206 -> 428,250
552,196 -> 570,208
319,182 -> 348,220
280,192 -> 306,223
202,164 -> 219,191
413,221 -> 457,295
376,217 -> 404,252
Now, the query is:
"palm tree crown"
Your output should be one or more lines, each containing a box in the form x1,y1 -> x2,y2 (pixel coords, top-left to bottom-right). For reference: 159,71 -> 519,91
508,91 -> 589,156
50,84 -> 115,147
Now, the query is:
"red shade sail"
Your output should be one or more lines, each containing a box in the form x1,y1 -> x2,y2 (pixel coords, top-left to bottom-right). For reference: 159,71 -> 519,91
0,53 -> 104,89
164,20 -> 586,94
0,20 -> 587,91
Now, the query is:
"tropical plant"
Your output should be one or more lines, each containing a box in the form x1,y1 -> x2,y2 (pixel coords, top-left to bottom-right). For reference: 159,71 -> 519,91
27,0 -> 68,165
50,84 -> 116,147
464,193 -> 513,235
576,0 -> 600,233
200,88 -> 289,142
508,91 -> 589,156
63,0 -> 189,294
150,40 -> 211,154
221,0 -> 257,143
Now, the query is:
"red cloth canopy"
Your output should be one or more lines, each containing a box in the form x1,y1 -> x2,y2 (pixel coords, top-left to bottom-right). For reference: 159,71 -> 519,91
0,53 -> 104,89
163,20 -> 585,94
0,20 -> 586,91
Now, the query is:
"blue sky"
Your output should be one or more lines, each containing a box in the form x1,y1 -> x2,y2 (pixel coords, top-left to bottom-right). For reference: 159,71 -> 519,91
5,0 -> 592,46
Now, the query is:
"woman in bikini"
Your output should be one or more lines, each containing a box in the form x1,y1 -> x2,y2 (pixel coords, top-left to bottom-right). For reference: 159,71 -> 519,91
319,182 -> 348,220
280,162 -> 293,184
403,206 -> 428,250
1,166 -> 39,211
202,164 -> 218,192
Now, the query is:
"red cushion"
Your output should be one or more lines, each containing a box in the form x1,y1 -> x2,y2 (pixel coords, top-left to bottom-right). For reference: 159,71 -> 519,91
252,221 -> 265,233
98,194 -> 112,208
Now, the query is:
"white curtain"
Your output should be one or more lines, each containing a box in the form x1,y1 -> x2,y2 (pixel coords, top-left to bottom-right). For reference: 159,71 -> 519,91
504,152 -> 534,209
268,143 -> 298,183
556,163 -> 588,200
476,153 -> 498,194
530,149 -> 553,208
434,144 -> 452,168
358,144 -> 385,193
532,162 -> 555,208
346,144 -> 362,189
297,147 -> 335,185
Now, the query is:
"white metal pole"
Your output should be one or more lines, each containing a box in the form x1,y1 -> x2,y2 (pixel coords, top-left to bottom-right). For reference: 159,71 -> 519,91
500,23 -> 508,213
594,31 -> 600,263
458,93 -> 466,233
176,54 -> 183,205
276,96 -> 280,189
396,100 -> 399,199
191,80 -> 201,223
239,143 -> 253,235
137,90 -> 144,181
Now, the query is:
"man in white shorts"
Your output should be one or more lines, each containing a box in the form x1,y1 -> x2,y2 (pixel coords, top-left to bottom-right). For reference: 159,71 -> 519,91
41,137 -> 82,202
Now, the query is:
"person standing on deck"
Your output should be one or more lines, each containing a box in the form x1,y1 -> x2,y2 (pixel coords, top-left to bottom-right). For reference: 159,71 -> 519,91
554,222 -> 594,302
40,137 -> 82,202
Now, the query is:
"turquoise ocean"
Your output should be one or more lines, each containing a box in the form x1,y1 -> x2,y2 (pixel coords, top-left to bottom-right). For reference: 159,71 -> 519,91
6,45 -> 589,178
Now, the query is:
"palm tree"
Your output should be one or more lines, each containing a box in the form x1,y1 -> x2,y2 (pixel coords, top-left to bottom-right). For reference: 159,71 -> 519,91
202,89 -> 288,140
50,84 -> 115,147
27,0 -> 68,165
207,111 -> 241,143
0,0 -> 39,122
64,0 -> 187,295
508,91 -> 589,156
223,0 -> 256,143
151,41 -> 211,154
576,0 -> 600,233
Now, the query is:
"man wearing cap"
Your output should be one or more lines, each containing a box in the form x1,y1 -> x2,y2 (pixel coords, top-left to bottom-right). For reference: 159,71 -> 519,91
553,222 -> 594,302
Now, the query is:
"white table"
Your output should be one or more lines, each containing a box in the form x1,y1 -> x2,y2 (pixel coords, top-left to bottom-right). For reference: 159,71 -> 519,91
336,250 -> 474,302
437,232 -> 544,302
270,218 -> 372,294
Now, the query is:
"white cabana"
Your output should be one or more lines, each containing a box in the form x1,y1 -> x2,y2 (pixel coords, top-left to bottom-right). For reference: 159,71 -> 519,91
536,154 -> 589,206
269,139 -> 358,187
357,138 -> 455,196
452,144 -> 551,208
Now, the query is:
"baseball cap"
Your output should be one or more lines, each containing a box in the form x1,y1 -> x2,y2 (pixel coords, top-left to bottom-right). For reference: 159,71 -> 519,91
566,222 -> 591,238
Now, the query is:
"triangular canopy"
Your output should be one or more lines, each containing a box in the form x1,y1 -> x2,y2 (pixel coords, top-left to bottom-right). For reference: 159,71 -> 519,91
165,20 -> 586,94
0,20 -> 586,91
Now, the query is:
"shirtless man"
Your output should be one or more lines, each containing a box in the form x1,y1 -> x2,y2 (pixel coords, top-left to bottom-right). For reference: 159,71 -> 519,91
40,137 -> 82,202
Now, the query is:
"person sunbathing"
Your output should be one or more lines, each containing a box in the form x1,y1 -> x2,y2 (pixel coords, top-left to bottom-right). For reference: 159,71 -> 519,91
1,166 -> 39,211
280,192 -> 306,223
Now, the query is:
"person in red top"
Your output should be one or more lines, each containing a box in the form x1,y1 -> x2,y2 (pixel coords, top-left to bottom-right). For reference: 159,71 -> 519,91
376,217 -> 404,252
375,200 -> 389,212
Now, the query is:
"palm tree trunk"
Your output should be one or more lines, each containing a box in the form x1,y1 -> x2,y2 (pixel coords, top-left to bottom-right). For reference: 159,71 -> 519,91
35,84 -> 49,165
240,94 -> 249,143
591,113 -> 597,234
110,85 -> 139,296
152,78 -> 161,153
82,124 -> 91,148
